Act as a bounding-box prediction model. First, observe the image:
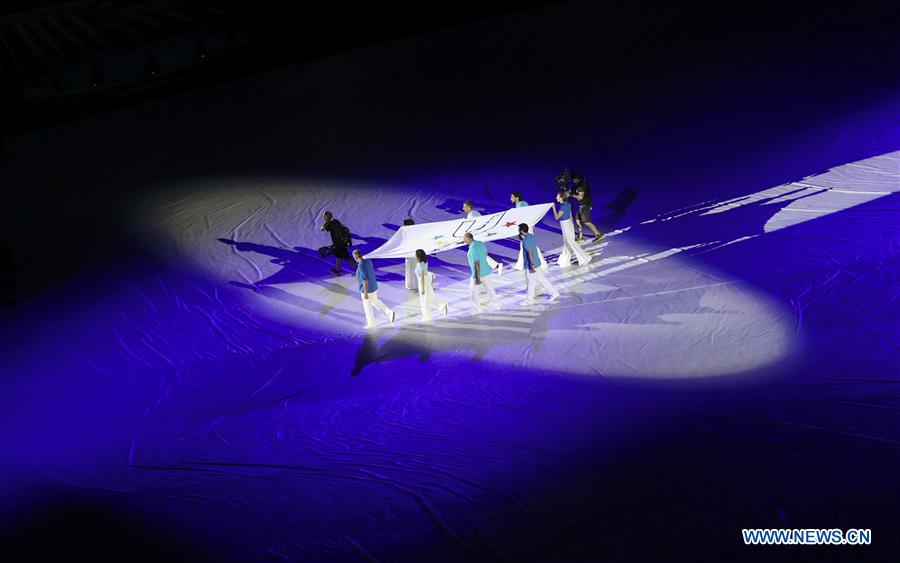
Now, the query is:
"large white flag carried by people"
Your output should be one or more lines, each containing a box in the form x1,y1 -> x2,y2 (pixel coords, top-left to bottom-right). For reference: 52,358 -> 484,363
365,203 -> 554,259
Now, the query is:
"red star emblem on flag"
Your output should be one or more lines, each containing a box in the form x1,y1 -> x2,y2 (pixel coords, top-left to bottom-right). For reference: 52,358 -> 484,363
503,221 -> 517,227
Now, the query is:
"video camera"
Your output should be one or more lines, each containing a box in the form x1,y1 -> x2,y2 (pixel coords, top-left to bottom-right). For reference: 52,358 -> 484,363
555,168 -> 572,191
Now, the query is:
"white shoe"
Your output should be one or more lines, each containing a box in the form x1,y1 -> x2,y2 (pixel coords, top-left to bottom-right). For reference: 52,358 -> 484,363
473,307 -> 484,315
497,263 -> 504,277
548,293 -> 561,303
441,303 -> 449,316
519,300 -> 535,306
363,324 -> 376,330
389,309 -> 396,324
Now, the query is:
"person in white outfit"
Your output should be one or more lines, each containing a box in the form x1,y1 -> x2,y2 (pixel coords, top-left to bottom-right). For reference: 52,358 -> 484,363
551,191 -> 592,267
401,219 -> 418,291
517,223 -> 560,305
414,249 -> 449,322
353,249 -> 396,329
462,200 -> 503,277
464,232 -> 499,313
462,200 -> 481,220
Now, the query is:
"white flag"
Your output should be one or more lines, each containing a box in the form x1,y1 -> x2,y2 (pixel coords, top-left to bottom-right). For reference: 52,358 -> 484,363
365,203 -> 554,259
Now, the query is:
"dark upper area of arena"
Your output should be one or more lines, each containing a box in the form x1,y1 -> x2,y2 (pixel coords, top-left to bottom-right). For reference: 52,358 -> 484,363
0,0 -> 898,133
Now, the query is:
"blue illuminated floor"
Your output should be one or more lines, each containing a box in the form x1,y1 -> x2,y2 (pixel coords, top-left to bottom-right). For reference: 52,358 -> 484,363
1,4 -> 898,561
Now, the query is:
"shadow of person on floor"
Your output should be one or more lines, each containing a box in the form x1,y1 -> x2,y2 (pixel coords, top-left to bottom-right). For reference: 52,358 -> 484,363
218,239 -> 358,315
596,186 -> 639,233
351,328 -> 433,376
229,281 -> 359,322
435,197 -> 508,217
628,187 -> 827,254
219,239 -> 341,282
350,302 -> 566,376
219,238 -> 412,317
494,188 -> 830,337
568,187 -> 830,310
435,198 -> 466,215
347,232 -> 389,254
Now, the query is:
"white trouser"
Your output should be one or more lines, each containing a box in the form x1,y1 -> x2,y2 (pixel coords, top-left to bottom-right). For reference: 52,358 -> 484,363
558,218 -> 592,266
404,257 -> 418,290
525,267 -> 559,303
469,276 -> 497,310
360,290 -> 393,327
418,272 -> 448,321
514,246 -> 549,271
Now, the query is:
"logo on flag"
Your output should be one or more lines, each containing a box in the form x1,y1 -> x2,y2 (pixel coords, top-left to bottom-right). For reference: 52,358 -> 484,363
365,203 -> 553,259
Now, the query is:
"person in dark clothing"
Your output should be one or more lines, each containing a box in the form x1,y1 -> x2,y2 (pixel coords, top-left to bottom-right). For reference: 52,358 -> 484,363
573,175 -> 602,241
319,211 -> 352,275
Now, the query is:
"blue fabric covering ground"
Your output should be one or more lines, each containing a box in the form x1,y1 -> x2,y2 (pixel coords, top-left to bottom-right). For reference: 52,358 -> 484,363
0,2 -> 898,561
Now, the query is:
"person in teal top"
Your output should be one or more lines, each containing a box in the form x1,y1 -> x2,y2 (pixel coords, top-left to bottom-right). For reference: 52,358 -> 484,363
510,192 -> 529,207
356,255 -> 378,294
353,249 -> 396,329
518,223 -> 560,305
463,233 -> 498,312
552,191 -> 592,267
466,237 -> 493,279
557,199 -> 572,220
520,228 -> 541,269
462,200 -> 504,276
414,249 -> 448,321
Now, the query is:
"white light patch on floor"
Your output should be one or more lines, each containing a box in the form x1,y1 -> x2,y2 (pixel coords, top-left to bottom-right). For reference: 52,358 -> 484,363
136,151 -> 897,379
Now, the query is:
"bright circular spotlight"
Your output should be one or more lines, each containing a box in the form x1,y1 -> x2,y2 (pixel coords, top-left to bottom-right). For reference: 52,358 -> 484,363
133,171 -> 829,380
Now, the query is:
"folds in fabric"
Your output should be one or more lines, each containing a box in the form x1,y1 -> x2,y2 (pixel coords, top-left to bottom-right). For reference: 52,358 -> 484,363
366,203 -> 553,259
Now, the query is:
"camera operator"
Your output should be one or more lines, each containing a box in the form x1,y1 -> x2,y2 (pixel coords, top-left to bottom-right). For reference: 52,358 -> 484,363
318,211 -> 352,275
573,174 -> 602,242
